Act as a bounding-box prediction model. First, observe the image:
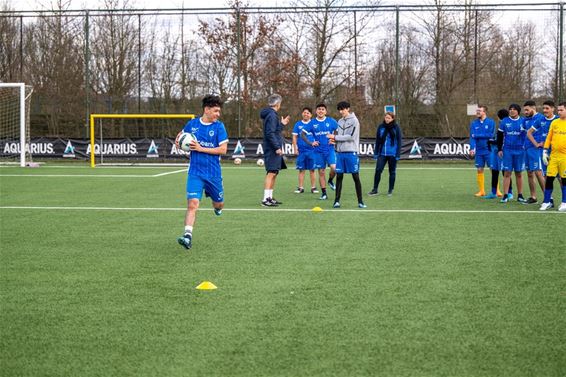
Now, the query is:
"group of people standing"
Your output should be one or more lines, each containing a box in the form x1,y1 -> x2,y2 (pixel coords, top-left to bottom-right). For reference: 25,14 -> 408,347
261,93 -> 402,210
469,100 -> 566,211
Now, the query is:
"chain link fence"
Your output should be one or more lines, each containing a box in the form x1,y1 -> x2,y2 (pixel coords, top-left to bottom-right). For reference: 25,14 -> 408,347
1,2 -> 564,139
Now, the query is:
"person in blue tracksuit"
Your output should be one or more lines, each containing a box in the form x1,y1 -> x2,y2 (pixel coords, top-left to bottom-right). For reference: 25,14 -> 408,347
369,112 -> 403,196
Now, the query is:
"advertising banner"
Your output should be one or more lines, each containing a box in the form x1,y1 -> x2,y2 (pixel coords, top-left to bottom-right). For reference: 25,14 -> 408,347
1,137 -> 473,161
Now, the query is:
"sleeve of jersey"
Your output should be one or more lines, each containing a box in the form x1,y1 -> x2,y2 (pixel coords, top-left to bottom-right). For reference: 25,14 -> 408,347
396,126 -> 403,159
292,123 -> 299,136
469,123 -> 476,150
217,123 -> 229,145
543,125 -> 553,149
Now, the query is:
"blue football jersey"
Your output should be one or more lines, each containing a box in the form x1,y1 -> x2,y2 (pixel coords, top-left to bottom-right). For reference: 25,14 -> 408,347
292,120 -> 314,152
183,117 -> 228,178
469,117 -> 496,153
498,116 -> 526,150
530,114 -> 557,146
523,112 -> 545,148
304,116 -> 338,152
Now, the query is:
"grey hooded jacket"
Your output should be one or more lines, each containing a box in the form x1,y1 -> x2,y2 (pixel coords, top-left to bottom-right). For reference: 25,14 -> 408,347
335,112 -> 360,153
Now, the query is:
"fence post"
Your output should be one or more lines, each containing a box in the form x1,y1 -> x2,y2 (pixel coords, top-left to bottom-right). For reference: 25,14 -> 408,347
395,6 -> 400,120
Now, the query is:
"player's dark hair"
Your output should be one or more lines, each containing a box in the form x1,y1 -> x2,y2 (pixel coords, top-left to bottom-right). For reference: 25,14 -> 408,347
559,101 -> 566,108
384,111 -> 396,120
543,100 -> 555,108
496,109 -> 509,120
336,101 -> 350,110
523,100 -> 536,107
315,103 -> 327,109
302,107 -> 313,113
202,94 -> 223,109
478,104 -> 488,112
508,103 -> 521,112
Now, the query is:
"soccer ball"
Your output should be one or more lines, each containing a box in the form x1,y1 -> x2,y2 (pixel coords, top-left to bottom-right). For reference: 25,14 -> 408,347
257,159 -> 264,167
234,158 -> 242,165
178,132 -> 197,152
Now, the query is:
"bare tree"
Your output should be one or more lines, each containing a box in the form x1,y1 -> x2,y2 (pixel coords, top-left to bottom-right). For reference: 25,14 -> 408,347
25,0 -> 84,136
0,4 -> 21,82
90,0 -> 139,117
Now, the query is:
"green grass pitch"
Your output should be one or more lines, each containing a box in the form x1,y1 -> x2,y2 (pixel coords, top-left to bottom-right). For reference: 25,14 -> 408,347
1,162 -> 564,377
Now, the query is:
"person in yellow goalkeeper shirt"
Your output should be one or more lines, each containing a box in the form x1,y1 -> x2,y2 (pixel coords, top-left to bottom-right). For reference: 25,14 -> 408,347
539,101 -> 566,211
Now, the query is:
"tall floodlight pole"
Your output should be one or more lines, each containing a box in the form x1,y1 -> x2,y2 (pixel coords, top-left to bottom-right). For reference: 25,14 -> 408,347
395,6 -> 400,118
138,14 -> 142,113
84,10 -> 90,138
560,2 -> 564,101
354,11 -> 358,92
474,9 -> 478,104
236,7 -> 242,138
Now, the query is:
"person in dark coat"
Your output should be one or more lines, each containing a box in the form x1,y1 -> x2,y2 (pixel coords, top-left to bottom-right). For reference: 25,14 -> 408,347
260,93 -> 290,206
369,112 -> 403,196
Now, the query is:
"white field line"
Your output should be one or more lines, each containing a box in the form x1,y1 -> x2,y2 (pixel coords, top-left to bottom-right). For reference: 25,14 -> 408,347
153,169 -> 186,177
0,166 -> 475,178
0,174 -> 156,178
0,205 -> 562,214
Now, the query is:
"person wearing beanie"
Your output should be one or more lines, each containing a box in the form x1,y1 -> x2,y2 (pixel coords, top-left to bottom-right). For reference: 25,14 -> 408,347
496,103 -> 528,203
469,105 -> 496,197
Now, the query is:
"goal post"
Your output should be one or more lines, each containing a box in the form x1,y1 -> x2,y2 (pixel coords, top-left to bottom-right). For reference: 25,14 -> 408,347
0,83 -> 33,167
89,113 -> 196,167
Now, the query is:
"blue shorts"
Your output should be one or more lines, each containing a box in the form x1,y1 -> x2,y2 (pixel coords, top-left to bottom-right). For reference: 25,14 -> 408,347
313,149 -> 336,169
489,149 -> 503,171
186,175 -> 224,202
474,152 -> 490,169
296,150 -> 315,170
335,152 -> 359,174
524,148 -> 543,172
501,149 -> 525,172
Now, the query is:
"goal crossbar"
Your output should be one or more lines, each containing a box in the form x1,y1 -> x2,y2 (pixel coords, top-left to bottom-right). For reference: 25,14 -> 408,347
89,113 -> 195,167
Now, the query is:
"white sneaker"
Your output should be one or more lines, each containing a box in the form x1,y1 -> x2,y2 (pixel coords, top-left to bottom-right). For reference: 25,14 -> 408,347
559,203 -> 566,212
539,202 -> 553,211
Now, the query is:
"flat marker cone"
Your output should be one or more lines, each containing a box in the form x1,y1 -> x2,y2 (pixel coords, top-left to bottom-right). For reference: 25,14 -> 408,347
196,281 -> 217,290
311,206 -> 323,212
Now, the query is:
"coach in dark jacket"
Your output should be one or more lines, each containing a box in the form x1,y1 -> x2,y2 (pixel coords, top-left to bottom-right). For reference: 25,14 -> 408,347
369,112 -> 403,196
260,93 -> 290,207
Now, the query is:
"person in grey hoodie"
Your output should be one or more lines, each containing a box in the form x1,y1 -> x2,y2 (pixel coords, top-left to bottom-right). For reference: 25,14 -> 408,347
326,101 -> 367,208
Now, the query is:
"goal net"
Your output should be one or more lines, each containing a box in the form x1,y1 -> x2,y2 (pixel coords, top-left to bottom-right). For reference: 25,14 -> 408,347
0,83 -> 34,166
89,114 -> 196,167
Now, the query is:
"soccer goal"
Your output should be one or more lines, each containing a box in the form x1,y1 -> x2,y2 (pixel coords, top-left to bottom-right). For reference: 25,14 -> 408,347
89,113 -> 195,167
0,83 -> 34,167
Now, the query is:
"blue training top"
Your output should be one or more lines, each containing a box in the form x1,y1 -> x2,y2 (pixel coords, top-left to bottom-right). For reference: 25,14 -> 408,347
523,112 -> 545,149
469,117 -> 496,154
498,116 -> 526,151
183,117 -> 228,178
303,116 -> 338,153
292,120 -> 314,153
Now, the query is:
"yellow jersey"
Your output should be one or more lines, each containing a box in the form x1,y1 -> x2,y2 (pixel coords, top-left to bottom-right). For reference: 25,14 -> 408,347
544,118 -> 566,155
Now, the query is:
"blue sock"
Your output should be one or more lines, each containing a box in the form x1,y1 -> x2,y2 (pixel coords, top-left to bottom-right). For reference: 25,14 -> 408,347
509,188 -> 513,195
562,185 -> 566,203
543,188 -> 553,203
492,186 -> 497,195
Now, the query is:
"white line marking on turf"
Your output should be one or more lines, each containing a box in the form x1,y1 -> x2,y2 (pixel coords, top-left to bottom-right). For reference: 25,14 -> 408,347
153,169 -> 186,177
0,206 -> 561,214
0,174 -> 156,178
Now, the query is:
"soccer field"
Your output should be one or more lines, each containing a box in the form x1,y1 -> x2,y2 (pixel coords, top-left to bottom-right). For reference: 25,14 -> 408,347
0,162 -> 564,377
